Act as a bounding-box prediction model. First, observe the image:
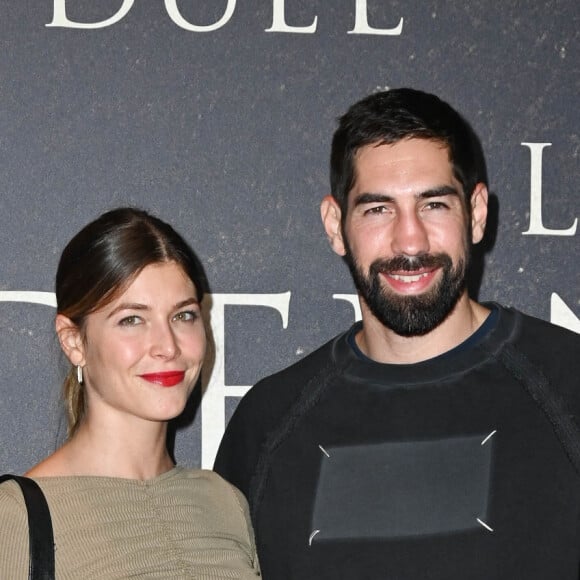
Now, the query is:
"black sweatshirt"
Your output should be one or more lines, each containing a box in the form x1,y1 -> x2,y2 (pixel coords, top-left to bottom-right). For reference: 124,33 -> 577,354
215,305 -> 580,580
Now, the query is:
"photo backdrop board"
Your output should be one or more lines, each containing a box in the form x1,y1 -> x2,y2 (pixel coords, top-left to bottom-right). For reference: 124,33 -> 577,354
0,1 -> 578,471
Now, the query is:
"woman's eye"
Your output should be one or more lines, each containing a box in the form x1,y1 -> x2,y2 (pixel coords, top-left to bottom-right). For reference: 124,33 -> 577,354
119,315 -> 142,326
173,310 -> 198,323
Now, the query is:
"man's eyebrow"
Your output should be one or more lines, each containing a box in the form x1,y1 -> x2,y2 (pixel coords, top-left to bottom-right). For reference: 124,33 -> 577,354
353,185 -> 460,206
106,297 -> 199,319
418,185 -> 460,199
352,192 -> 395,206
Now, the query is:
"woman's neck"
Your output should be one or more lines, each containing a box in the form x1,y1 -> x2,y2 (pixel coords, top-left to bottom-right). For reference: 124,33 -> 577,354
26,416 -> 174,480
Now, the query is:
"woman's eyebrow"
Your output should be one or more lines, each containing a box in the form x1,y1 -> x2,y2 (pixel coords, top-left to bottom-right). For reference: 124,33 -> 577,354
106,303 -> 149,319
106,297 -> 199,319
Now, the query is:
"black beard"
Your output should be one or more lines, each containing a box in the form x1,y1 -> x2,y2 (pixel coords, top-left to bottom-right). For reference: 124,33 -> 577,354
344,251 -> 468,337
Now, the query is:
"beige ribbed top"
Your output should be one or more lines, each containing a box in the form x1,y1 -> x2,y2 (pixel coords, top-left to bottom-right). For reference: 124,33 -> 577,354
0,467 -> 260,579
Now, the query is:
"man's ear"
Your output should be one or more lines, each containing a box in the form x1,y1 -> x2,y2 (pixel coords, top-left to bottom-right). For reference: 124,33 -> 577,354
470,183 -> 489,244
320,195 -> 347,256
55,314 -> 85,366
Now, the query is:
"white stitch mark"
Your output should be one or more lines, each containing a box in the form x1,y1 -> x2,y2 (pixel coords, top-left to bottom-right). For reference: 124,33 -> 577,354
318,445 -> 330,458
309,530 -> 320,546
481,430 -> 497,446
476,518 -> 494,532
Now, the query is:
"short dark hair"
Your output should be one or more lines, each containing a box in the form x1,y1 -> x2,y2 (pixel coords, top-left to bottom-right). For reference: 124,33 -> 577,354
330,88 -> 485,215
56,207 -> 207,435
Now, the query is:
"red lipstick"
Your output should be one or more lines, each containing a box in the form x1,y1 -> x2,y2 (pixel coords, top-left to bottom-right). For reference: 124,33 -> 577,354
139,371 -> 185,387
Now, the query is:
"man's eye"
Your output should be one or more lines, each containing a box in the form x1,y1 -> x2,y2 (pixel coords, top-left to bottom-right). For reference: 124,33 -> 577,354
119,315 -> 142,326
425,201 -> 448,210
363,205 -> 388,215
173,310 -> 198,323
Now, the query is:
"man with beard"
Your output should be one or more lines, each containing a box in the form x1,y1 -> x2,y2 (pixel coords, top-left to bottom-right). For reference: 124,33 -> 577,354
214,88 -> 580,579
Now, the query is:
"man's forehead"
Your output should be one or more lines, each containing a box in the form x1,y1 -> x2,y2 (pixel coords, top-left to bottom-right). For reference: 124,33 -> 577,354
350,139 -> 456,192
353,137 -> 450,163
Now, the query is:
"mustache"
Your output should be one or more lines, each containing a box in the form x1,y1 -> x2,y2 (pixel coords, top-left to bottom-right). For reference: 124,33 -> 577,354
370,253 -> 452,274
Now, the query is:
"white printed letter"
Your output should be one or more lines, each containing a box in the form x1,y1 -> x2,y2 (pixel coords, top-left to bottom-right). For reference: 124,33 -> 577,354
266,0 -> 317,33
200,292 -> 291,468
332,294 -> 362,322
550,293 -> 580,334
165,0 -> 236,32
47,0 -> 134,29
0,291 -> 56,307
522,143 -> 577,236
348,0 -> 403,35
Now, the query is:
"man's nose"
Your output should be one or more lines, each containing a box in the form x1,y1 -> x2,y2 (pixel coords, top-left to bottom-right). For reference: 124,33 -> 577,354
390,211 -> 430,257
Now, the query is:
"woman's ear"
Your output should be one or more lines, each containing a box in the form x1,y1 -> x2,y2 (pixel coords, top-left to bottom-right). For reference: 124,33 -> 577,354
321,195 -> 347,256
55,314 -> 85,366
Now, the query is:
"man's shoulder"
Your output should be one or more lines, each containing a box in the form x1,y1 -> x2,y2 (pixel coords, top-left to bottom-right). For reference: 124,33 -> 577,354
241,327 -> 350,414
495,304 -> 580,397
503,304 -> 580,353
213,327 -> 353,490
259,329 -> 346,385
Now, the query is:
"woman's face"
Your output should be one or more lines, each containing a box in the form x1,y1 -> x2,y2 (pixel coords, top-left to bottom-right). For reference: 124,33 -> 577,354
69,261 -> 206,425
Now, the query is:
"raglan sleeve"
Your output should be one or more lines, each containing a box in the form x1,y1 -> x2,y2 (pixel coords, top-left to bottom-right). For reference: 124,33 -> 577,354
213,385 -> 268,501
214,362 -> 307,507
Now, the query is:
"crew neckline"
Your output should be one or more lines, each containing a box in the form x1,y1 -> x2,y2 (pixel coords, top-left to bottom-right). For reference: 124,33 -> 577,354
348,304 -> 499,364
334,303 -> 514,386
30,465 -> 183,485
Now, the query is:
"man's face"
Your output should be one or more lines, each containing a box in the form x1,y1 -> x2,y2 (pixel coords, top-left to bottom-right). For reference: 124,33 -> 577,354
323,138 -> 486,337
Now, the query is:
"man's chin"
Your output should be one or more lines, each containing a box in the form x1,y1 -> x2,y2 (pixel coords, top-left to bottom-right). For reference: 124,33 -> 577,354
363,282 -> 465,337
374,281 -> 440,309
373,304 -> 452,337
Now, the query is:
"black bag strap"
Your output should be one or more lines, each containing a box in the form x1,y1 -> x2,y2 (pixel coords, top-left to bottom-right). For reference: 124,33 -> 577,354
0,474 -> 55,580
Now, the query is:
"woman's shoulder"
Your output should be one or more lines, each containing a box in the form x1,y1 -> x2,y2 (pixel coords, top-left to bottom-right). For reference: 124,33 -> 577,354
171,467 -> 252,519
0,479 -> 31,577
172,467 -> 247,498
0,478 -> 27,511
0,477 -> 40,518
173,466 -> 231,482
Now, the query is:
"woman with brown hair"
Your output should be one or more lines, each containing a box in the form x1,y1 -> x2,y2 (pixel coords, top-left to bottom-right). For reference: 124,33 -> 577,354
0,207 -> 260,578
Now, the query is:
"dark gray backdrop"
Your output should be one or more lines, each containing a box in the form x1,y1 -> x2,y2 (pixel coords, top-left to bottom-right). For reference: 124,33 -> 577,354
1,1 -> 578,472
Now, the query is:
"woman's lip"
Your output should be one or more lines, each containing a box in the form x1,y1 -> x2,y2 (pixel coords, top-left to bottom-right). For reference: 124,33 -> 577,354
139,371 -> 185,387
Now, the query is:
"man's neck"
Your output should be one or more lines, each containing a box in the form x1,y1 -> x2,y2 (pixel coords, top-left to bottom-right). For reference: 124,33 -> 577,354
355,294 -> 491,364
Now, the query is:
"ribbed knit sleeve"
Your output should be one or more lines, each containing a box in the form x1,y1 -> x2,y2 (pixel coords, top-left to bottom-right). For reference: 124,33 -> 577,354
0,481 -> 30,579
